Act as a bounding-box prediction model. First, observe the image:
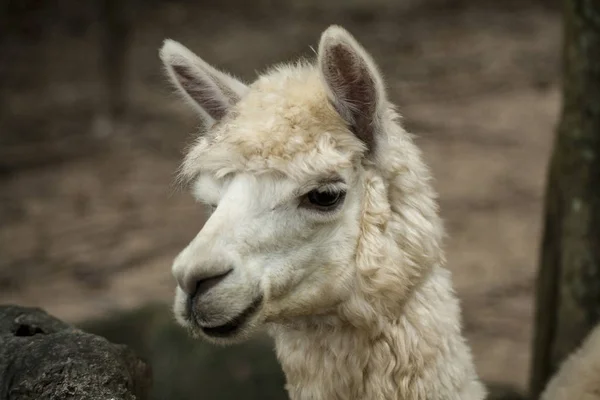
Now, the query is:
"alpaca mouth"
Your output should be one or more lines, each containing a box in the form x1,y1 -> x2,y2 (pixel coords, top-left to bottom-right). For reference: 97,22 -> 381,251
198,296 -> 263,338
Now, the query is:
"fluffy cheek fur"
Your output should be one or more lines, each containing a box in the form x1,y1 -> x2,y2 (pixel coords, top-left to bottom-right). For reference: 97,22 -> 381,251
262,234 -> 358,322
260,175 -> 365,323
172,170 -> 365,340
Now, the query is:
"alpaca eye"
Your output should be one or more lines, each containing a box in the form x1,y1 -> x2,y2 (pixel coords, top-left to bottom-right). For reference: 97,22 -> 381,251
302,188 -> 346,211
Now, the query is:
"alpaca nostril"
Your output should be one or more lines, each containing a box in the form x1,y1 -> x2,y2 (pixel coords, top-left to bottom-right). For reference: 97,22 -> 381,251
191,269 -> 233,300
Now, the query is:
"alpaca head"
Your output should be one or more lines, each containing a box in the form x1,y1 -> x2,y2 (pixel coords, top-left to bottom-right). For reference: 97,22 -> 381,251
160,26 -> 442,344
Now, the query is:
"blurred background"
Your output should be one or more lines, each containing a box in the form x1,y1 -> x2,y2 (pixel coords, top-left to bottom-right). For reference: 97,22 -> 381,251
0,0 -> 561,398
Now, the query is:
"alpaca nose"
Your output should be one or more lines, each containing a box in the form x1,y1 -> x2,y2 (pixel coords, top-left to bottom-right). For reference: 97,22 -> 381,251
189,269 -> 233,300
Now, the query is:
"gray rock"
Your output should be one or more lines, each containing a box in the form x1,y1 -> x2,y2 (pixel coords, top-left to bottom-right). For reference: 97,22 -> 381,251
0,304 -> 151,400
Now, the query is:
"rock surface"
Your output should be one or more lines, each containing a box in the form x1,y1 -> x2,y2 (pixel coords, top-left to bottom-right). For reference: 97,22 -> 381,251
0,304 -> 151,400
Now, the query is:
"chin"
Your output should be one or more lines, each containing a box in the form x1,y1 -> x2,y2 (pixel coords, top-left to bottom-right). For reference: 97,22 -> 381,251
173,288 -> 265,345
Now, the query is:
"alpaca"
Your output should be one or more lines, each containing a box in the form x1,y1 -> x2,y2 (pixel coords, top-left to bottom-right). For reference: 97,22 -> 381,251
159,26 -> 486,399
541,324 -> 600,400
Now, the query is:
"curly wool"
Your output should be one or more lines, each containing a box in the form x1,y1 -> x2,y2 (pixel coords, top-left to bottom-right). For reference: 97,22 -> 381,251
266,95 -> 486,399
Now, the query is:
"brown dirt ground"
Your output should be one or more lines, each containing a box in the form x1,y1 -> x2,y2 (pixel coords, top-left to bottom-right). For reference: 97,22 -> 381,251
0,0 -> 561,393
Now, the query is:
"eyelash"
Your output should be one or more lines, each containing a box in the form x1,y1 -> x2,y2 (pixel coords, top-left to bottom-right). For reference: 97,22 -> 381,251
298,185 -> 347,212
202,183 -> 347,214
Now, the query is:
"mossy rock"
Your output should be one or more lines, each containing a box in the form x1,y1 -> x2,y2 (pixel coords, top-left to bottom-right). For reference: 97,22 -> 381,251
79,303 -> 287,400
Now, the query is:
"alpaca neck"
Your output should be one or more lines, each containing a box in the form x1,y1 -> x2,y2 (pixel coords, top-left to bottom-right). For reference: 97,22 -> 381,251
269,266 -> 486,400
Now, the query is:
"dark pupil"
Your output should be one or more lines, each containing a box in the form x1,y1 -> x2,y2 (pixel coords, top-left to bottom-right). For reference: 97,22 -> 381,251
308,190 -> 340,207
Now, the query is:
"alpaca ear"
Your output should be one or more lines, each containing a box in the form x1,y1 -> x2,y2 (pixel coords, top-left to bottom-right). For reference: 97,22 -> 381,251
159,39 -> 249,125
318,26 -> 387,153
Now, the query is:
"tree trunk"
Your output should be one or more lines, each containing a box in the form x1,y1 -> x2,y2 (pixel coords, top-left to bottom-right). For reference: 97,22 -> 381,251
529,0 -> 600,398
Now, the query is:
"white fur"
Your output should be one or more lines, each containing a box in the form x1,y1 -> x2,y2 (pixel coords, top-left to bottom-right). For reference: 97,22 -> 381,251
161,25 -> 486,399
541,324 -> 600,400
